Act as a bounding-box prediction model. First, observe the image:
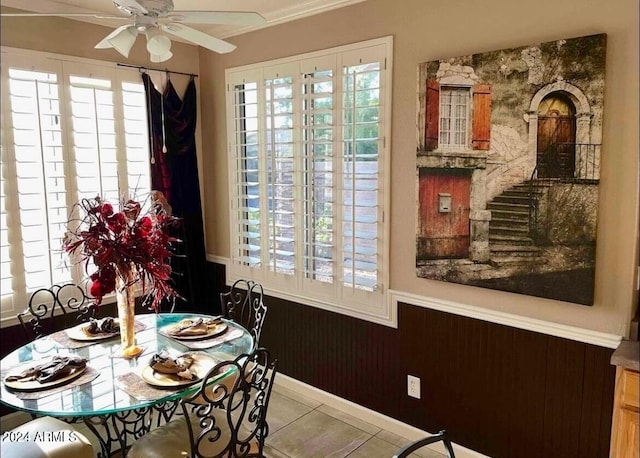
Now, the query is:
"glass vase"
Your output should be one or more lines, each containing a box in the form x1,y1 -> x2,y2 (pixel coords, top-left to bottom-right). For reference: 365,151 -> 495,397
116,268 -> 140,358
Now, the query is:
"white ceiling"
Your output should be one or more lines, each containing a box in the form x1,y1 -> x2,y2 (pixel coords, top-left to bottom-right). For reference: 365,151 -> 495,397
2,0 -> 367,39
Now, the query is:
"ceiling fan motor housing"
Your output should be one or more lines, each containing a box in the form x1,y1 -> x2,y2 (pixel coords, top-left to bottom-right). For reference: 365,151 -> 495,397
114,0 -> 174,17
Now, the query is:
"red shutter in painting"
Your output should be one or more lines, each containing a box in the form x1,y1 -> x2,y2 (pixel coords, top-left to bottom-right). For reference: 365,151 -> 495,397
424,79 -> 440,151
472,84 -> 491,150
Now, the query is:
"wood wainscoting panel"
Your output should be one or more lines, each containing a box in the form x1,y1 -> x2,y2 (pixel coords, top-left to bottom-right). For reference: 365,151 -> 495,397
218,269 -> 616,457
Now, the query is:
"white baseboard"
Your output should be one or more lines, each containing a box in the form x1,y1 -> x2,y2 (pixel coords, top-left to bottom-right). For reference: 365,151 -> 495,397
274,373 -> 490,458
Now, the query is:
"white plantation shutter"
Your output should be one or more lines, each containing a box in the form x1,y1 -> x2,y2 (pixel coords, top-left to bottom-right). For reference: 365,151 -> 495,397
68,73 -> 119,202
265,71 -> 296,275
226,37 -> 392,323
0,136 -> 13,309
121,81 -> 152,197
229,76 -> 261,268
4,64 -> 70,304
0,50 -> 151,321
342,61 -> 381,292
302,66 -> 335,286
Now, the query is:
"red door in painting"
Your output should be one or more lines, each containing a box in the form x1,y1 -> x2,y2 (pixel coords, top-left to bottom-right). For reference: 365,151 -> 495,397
536,94 -> 576,178
418,168 -> 471,259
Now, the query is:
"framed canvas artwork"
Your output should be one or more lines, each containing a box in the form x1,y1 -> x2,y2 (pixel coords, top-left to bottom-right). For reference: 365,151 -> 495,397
415,33 -> 607,305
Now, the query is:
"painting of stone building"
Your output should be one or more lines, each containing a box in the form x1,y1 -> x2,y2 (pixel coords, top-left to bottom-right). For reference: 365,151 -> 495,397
415,34 -> 606,305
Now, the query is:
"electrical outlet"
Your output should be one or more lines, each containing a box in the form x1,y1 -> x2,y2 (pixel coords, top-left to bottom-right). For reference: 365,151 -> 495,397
407,375 -> 421,399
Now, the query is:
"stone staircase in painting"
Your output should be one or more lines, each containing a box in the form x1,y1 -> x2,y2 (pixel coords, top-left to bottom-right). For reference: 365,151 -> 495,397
487,182 -> 546,267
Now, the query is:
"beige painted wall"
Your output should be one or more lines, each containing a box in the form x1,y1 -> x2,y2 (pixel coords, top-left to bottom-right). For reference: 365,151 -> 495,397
2,0 -> 638,337
198,0 -> 639,336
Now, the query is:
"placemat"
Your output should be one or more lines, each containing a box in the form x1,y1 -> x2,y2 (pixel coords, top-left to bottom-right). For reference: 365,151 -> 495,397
1,366 -> 100,400
49,320 -> 147,349
115,372 -> 180,401
165,328 -> 245,350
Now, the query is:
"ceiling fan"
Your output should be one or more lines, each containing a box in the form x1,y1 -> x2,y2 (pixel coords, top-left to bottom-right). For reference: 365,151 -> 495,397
1,0 -> 266,62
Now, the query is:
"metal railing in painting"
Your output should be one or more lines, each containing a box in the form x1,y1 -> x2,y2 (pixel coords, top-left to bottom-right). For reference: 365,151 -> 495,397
527,143 -> 601,240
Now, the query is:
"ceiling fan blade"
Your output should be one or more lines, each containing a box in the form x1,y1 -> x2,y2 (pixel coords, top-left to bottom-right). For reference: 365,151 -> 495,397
0,12 -> 127,19
161,23 -> 236,54
165,11 -> 266,25
113,0 -> 148,14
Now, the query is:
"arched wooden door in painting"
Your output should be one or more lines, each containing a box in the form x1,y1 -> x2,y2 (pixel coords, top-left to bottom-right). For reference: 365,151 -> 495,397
536,94 -> 577,178
417,168 -> 471,259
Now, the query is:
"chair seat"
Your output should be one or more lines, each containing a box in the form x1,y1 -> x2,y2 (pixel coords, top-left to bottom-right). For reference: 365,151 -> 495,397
1,416 -> 94,458
130,348 -> 276,458
128,411 -> 260,458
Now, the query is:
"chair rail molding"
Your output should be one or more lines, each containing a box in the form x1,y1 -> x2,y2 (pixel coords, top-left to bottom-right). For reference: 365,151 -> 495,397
389,289 -> 622,349
206,254 -> 230,269
205,255 -> 621,347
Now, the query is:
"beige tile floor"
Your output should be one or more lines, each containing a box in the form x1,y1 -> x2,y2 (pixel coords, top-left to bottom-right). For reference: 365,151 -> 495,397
265,384 -> 446,458
1,382 -> 447,458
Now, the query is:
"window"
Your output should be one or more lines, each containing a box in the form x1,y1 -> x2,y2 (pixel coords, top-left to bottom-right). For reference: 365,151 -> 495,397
439,87 -> 469,148
226,37 -> 392,323
424,80 -> 491,152
0,49 -> 151,321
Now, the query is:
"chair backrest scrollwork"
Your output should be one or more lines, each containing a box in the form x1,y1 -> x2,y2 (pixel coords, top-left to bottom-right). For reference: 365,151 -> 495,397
180,347 -> 277,458
220,279 -> 267,346
17,283 -> 97,339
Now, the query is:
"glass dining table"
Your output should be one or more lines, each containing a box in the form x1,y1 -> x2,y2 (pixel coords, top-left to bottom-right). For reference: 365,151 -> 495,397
0,313 -> 254,457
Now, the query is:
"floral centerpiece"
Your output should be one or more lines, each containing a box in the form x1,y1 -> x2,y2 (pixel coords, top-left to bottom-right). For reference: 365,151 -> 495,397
63,192 -> 181,357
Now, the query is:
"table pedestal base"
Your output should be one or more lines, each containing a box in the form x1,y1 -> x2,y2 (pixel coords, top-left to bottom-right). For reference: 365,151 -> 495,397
82,401 -> 180,458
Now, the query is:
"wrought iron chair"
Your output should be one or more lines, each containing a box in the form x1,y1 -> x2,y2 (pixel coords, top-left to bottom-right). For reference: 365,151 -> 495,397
17,283 -> 97,340
393,430 -> 456,458
1,416 -> 95,458
220,279 -> 267,346
128,347 -> 278,458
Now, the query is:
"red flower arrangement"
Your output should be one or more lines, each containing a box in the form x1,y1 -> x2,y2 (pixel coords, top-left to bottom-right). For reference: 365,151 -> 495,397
63,193 -> 181,311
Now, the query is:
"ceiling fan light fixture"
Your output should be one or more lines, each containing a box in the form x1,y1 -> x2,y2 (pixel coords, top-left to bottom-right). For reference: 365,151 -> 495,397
145,27 -> 173,62
149,50 -> 174,63
146,29 -> 171,52
95,26 -> 138,58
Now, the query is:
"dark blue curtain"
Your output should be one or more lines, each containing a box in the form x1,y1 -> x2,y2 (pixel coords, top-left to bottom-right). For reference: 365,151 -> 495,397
142,73 -> 207,312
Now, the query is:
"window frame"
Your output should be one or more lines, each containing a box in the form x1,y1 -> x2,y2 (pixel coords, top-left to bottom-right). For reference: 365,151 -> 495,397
0,47 -> 152,325
438,85 -> 471,149
225,37 -> 393,326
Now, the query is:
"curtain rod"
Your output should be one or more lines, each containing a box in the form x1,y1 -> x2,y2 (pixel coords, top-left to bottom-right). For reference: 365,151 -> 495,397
117,63 -> 198,78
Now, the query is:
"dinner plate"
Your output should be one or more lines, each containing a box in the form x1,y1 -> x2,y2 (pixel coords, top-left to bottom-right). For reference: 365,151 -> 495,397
3,360 -> 87,392
67,322 -> 119,341
160,322 -> 228,341
140,353 -> 218,388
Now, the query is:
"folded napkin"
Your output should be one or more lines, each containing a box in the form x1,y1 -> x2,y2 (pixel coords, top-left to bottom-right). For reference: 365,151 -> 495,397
2,366 -> 100,400
177,328 -> 244,351
5,356 -> 87,384
149,351 -> 198,381
52,319 -> 147,349
82,316 -> 119,336
165,317 -> 224,337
